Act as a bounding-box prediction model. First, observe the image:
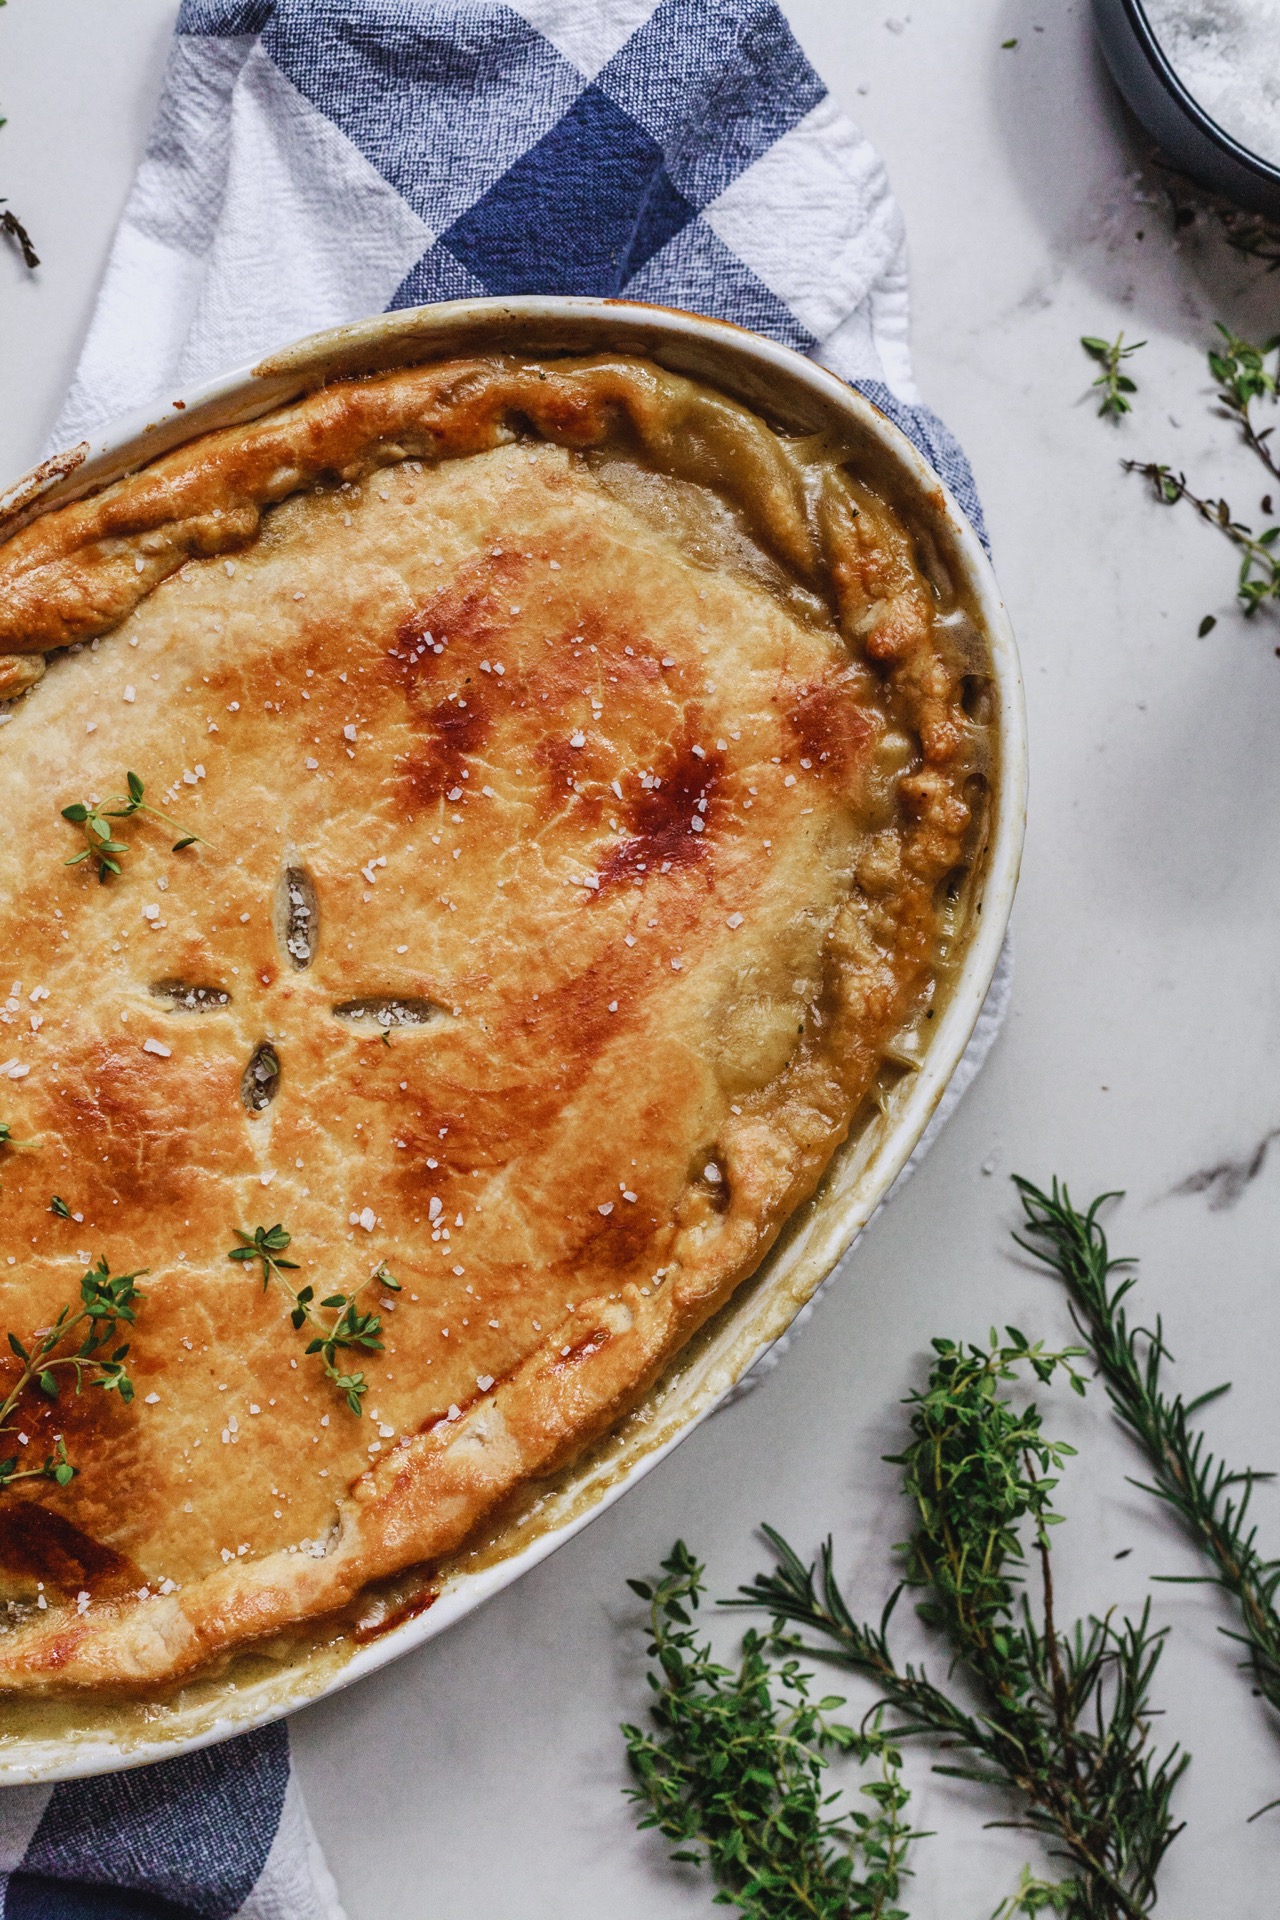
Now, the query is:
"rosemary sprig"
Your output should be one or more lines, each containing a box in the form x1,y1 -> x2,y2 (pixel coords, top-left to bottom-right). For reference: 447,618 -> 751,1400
1014,1178 -> 1280,1757
624,1540 -> 926,1919
228,1227 -> 399,1415
1081,334 -> 1144,420
61,771 -> 205,882
0,1258 -> 146,1490
1208,324 -> 1280,480
1122,461 -> 1280,615
733,1331 -> 1188,1920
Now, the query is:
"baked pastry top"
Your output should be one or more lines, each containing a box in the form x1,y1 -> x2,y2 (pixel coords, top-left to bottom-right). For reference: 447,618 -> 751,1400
0,353 -> 987,1694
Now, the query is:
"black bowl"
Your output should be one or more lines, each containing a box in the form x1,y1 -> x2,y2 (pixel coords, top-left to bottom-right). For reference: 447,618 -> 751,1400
1092,0 -> 1280,219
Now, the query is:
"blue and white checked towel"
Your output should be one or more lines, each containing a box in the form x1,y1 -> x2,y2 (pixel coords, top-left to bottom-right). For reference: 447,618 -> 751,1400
17,4 -> 1006,1913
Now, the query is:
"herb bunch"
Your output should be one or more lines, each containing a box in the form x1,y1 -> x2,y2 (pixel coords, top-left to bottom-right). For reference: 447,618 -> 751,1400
0,1258 -> 146,1490
624,1540 -> 925,1919
61,771 -> 204,882
1015,1177 -> 1280,1762
732,1331 -> 1189,1920
228,1224 -> 398,1415
1081,334 -> 1144,421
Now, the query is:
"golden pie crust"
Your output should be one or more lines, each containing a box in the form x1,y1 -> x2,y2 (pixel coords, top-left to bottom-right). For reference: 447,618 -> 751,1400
0,354 -> 988,1694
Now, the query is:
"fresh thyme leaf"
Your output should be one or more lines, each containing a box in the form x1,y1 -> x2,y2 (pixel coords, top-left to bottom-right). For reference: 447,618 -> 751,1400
1197,615 -> 1217,637
1082,333 -> 1145,421
1014,1177 -> 1280,1756
230,1226 -> 386,1415
1123,461 -> 1280,616
624,1541 -> 927,1918
1207,324 -> 1280,481
49,1195 -> 70,1219
732,1332 -> 1188,1920
0,1258 -> 147,1493
59,771 -> 207,881
229,1222 -> 300,1289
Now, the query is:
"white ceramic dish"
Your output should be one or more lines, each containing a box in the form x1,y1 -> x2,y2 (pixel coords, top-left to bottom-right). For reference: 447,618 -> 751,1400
0,298 -> 1026,1780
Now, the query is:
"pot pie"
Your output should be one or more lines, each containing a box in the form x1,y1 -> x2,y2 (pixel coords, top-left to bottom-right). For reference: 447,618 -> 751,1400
0,352 -> 989,1695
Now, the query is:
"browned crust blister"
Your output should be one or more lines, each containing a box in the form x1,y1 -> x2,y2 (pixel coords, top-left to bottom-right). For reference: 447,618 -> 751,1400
0,355 -> 986,1694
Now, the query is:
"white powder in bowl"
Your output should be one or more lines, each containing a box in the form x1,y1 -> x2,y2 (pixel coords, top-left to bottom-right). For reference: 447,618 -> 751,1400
1146,0 -> 1280,168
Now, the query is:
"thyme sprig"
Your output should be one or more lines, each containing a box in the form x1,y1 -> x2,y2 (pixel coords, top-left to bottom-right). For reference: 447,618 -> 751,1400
732,1331 -> 1188,1920
61,771 -> 205,882
0,1121 -> 36,1152
624,1540 -> 926,1919
1208,324 -> 1280,480
1014,1178 -> 1280,1766
0,1258 -> 146,1490
1122,461 -> 1280,615
228,1227 -> 399,1415
1081,334 -> 1145,420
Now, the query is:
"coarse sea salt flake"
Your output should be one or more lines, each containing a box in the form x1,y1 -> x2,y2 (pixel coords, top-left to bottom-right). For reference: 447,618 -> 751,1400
476,1375 -> 494,1391
143,1038 -> 171,1057
358,1206 -> 376,1232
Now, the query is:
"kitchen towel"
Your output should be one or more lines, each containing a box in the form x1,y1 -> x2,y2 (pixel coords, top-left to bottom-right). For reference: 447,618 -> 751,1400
18,3 -> 1008,1915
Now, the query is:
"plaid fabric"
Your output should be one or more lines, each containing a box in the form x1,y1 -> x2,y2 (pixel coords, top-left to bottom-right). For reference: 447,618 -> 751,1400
23,4 -> 994,1914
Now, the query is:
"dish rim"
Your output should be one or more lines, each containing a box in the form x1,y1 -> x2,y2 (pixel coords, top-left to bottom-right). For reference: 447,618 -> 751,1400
0,295 -> 1027,1780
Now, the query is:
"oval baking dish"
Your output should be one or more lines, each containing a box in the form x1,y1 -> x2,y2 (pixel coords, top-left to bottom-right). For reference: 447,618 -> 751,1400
0,297 -> 1026,1780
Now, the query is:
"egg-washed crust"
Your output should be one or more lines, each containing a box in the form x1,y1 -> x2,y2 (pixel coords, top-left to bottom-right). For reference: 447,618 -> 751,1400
0,355 -> 985,1693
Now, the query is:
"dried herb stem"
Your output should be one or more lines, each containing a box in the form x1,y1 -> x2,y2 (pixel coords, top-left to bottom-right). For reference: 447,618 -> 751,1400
1121,461 -> 1280,615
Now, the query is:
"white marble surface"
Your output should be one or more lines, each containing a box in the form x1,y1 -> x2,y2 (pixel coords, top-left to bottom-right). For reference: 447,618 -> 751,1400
4,3 -> 1280,1914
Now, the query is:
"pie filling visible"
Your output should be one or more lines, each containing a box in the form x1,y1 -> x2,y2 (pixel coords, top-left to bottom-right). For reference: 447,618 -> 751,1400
0,353 -> 990,1695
